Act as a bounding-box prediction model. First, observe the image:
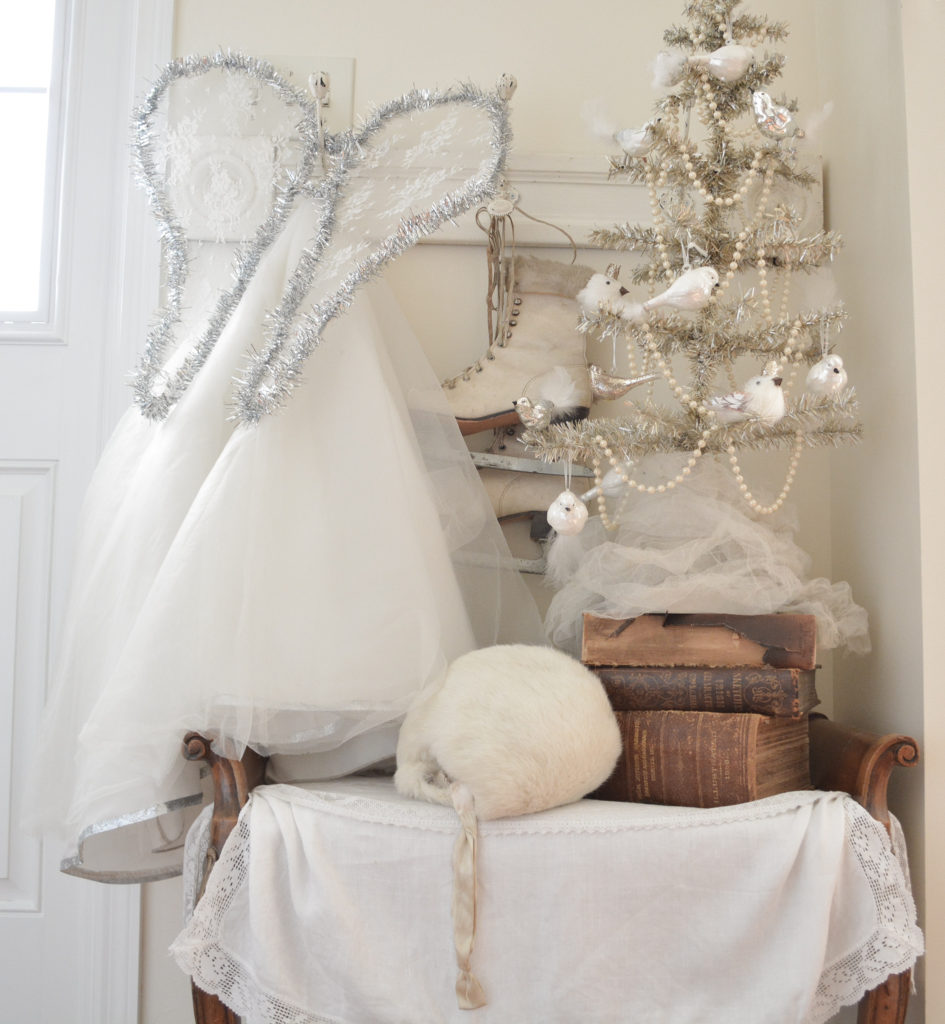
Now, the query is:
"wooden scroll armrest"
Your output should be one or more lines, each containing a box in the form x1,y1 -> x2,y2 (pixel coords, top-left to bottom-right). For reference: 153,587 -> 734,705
182,731 -> 268,864
182,732 -> 269,1024
808,714 -> 919,830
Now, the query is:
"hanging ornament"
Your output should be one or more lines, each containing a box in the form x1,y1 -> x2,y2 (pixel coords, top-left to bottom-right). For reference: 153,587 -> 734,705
577,268 -> 644,321
582,462 -> 634,502
752,91 -> 806,141
709,373 -> 786,425
614,118 -> 661,157
513,396 -> 555,429
547,490 -> 589,535
589,365 -> 659,400
688,44 -> 755,83
642,266 -> 719,313
806,354 -> 848,395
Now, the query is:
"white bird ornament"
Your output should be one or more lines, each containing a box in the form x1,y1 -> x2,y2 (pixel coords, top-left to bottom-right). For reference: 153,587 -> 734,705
577,272 -> 644,322
805,354 -> 848,395
546,490 -> 589,535
614,118 -> 661,157
709,373 -> 786,425
689,44 -> 755,83
643,267 -> 719,313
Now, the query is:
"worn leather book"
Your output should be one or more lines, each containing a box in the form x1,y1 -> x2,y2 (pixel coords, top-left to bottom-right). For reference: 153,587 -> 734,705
582,612 -> 817,670
593,666 -> 819,720
594,710 -> 811,808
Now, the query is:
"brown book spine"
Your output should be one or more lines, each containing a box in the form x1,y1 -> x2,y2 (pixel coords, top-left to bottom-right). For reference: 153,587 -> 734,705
593,666 -> 819,719
594,710 -> 811,808
581,612 -> 817,670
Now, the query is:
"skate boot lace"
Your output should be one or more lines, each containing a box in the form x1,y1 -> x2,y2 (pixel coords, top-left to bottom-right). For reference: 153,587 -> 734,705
443,254 -> 520,387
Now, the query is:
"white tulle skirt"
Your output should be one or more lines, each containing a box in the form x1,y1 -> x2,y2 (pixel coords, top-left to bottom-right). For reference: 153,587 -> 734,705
25,206 -> 544,880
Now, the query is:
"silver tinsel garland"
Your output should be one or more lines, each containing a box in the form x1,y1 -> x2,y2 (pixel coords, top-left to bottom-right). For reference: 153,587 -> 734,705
234,83 -> 511,423
130,53 -> 511,423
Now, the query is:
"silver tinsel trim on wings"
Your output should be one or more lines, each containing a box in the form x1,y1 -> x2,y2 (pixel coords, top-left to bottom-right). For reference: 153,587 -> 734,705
131,52 -> 323,421
233,83 -> 511,423
129,54 -> 511,423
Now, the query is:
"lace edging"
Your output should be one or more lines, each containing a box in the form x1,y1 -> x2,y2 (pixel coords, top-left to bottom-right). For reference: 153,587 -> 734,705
804,807 -> 924,1023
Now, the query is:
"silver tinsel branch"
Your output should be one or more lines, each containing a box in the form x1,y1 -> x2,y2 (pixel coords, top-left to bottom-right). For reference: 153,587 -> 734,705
523,388 -> 861,464
522,0 -> 863,486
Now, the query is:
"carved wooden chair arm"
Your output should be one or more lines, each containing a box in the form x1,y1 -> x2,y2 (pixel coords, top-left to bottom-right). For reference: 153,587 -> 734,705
808,714 -> 919,830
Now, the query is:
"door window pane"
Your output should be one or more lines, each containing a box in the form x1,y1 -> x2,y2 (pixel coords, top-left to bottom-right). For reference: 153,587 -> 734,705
0,0 -> 58,321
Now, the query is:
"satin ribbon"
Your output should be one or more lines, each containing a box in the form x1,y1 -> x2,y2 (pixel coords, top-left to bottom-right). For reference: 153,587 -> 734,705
450,782 -> 487,1010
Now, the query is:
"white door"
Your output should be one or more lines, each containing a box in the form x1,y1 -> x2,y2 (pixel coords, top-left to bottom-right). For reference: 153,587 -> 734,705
0,1 -> 170,1020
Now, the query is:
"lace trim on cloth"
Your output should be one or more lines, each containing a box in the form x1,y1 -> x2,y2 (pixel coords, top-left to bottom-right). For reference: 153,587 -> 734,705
807,813 -> 924,1023
173,784 -> 923,1024
176,808 -> 336,1024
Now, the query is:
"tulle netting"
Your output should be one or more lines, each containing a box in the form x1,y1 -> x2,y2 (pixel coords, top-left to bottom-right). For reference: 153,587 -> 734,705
24,209 -> 544,879
544,454 -> 870,656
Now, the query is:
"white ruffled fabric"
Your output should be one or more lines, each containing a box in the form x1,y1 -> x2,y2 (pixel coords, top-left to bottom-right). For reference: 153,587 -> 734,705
24,200 -> 544,880
544,454 -> 870,657
173,778 -> 923,1024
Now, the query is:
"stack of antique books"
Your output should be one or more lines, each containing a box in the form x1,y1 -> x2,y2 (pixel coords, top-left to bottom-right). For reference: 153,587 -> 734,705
582,612 -> 819,808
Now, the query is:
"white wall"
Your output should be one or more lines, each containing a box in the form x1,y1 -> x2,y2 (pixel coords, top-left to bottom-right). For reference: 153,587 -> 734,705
900,1 -> 945,1018
138,2 -> 932,1021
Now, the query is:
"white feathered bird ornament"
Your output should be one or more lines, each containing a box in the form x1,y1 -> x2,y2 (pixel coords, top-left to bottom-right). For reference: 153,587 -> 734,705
709,373 -> 786,425
577,272 -> 645,322
582,98 -> 661,157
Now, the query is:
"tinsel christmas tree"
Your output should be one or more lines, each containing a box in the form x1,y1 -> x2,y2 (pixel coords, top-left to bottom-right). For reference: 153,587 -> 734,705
525,0 -> 860,525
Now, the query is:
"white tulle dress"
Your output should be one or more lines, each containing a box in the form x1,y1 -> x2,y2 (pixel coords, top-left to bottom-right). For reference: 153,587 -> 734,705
25,78 -> 544,880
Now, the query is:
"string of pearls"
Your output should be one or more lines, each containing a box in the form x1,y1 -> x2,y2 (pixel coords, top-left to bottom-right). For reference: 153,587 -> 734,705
592,432 -> 709,532
726,429 -> 805,515
588,18 -> 811,525
678,138 -> 763,210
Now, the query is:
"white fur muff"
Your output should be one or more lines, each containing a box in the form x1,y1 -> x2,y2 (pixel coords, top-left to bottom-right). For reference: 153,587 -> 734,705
394,644 -> 622,820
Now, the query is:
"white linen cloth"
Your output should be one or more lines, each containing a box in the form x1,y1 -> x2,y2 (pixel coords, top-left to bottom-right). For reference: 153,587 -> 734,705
172,778 -> 923,1024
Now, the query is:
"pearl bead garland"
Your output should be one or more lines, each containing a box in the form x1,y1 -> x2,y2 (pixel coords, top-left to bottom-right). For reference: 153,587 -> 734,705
726,430 -> 805,515
580,23 -> 820,524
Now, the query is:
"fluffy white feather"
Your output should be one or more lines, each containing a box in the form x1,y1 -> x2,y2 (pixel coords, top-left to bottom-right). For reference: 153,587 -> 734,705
530,365 -> 586,411
580,96 -> 618,141
651,50 -> 687,89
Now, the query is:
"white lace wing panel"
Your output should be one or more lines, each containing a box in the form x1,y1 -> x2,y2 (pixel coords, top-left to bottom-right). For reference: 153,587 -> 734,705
131,53 -> 322,420
235,85 -> 510,421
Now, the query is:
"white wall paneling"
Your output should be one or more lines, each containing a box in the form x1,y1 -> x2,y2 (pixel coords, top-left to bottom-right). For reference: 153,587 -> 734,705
0,463 -> 55,912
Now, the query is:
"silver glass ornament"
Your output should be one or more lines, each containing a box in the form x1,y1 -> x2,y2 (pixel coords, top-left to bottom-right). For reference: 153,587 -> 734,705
752,91 -> 805,141
589,366 -> 659,401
